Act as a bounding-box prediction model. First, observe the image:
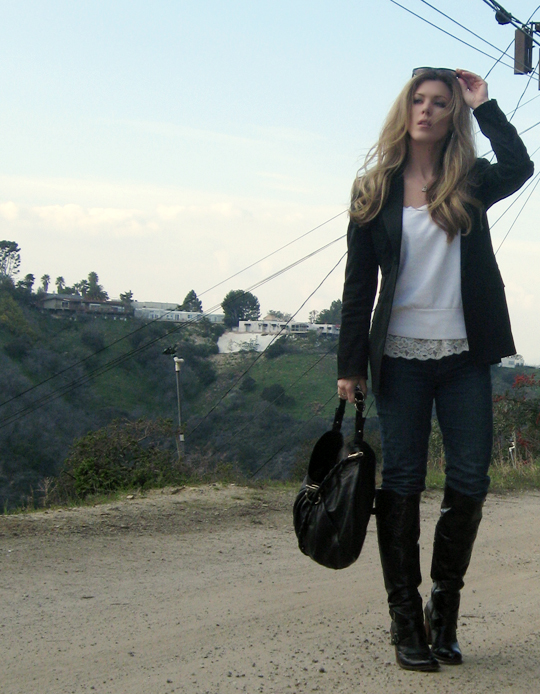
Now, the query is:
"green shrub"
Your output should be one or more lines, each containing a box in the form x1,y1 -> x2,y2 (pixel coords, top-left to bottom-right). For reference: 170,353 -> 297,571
59,418 -> 181,498
81,328 -> 105,352
264,336 -> 288,359
261,383 -> 295,407
239,375 -> 257,392
4,337 -> 30,359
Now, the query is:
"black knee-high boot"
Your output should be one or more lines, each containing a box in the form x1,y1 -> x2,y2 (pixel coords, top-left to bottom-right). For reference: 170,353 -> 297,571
425,486 -> 484,665
376,489 -> 439,672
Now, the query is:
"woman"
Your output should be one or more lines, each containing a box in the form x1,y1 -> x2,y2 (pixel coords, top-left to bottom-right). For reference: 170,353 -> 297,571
337,68 -> 533,671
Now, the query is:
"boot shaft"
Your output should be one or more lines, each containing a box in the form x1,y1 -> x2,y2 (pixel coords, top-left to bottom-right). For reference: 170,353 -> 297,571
431,485 -> 484,586
376,490 -> 423,604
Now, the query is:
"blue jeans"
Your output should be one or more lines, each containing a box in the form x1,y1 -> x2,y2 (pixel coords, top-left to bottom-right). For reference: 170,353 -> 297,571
375,352 -> 492,500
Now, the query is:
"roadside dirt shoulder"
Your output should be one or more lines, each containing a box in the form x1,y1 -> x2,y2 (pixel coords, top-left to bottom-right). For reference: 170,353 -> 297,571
2,486 -> 540,694
0,484 -> 296,538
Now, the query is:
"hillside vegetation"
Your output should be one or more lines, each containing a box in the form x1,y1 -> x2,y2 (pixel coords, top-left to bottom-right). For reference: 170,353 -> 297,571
0,279 -> 346,509
1,274 -> 540,511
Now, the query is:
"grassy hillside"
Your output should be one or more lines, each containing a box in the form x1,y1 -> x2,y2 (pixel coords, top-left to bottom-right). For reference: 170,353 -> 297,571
1,283 -> 539,510
191,349 -> 344,420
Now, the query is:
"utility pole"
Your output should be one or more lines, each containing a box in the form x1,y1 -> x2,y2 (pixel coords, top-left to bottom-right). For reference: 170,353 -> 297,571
513,24 -> 538,78
174,357 -> 185,459
489,1 -> 540,87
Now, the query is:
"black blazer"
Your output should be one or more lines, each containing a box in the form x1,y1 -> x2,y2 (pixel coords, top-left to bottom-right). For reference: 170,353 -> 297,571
337,100 -> 534,395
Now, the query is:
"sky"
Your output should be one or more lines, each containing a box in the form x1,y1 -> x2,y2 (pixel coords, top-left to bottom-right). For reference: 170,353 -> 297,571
0,0 -> 539,362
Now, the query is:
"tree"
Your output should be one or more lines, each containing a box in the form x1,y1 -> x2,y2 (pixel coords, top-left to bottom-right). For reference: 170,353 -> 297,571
72,280 -> 89,296
16,273 -> 35,294
267,309 -> 292,321
87,271 -> 106,300
41,274 -> 51,293
85,272 -> 108,300
317,299 -> 342,325
268,309 -> 292,321
0,241 -> 21,278
221,290 -> 260,328
55,276 -> 66,293
119,290 -> 134,307
308,310 -> 319,324
179,289 -> 202,312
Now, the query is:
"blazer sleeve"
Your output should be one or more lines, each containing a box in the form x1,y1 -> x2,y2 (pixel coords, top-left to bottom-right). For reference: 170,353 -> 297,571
337,219 -> 379,380
472,99 -> 534,209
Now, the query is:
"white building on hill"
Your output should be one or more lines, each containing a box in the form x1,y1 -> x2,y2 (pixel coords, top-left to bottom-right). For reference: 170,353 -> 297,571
500,354 -> 525,368
132,301 -> 224,324
218,319 -> 339,353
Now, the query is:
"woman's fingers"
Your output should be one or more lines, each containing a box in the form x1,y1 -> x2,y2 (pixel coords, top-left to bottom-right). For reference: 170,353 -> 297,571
337,376 -> 367,403
455,69 -> 489,108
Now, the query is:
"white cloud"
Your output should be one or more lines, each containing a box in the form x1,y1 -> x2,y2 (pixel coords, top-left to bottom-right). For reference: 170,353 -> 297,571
0,201 -> 19,220
1,171 -> 538,365
0,174 -> 345,314
156,205 -> 185,221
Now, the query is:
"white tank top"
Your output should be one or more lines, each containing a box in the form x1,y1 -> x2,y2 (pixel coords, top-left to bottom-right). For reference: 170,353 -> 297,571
387,206 -> 467,339
384,206 -> 469,361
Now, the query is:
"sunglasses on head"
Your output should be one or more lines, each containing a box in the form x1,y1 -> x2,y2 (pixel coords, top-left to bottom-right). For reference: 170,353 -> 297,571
412,67 -> 457,78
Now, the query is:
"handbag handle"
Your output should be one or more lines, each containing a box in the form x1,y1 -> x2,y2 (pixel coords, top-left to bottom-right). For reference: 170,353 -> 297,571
353,387 -> 367,448
332,397 -> 346,431
332,387 -> 367,445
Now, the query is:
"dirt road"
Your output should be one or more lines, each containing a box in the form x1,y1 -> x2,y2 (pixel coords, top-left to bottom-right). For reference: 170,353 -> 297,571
1,485 -> 540,694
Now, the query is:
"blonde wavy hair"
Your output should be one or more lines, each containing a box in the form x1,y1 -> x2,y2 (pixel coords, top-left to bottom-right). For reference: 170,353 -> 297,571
350,69 -> 478,239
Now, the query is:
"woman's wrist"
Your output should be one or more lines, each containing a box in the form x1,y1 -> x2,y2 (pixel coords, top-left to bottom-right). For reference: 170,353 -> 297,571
472,97 -> 490,110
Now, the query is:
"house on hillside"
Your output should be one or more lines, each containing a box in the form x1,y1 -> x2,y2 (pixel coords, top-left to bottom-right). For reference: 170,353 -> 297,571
500,354 -> 525,368
218,319 -> 340,353
237,319 -> 339,337
39,293 -> 132,318
132,301 -> 224,324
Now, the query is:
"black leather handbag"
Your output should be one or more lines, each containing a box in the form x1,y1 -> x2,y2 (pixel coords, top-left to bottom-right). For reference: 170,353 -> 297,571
293,389 -> 376,570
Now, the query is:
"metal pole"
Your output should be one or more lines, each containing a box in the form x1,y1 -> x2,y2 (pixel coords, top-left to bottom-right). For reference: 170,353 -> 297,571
174,357 -> 185,458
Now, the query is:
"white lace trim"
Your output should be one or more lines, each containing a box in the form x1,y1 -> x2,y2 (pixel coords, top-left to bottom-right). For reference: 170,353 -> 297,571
384,334 -> 469,360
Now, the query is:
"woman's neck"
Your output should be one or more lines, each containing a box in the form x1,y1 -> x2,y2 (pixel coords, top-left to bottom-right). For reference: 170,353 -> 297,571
403,141 -> 444,208
405,140 -> 443,180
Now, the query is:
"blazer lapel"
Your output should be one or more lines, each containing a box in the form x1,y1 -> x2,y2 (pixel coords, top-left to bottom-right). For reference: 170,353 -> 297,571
460,203 -> 475,267
380,174 -> 404,261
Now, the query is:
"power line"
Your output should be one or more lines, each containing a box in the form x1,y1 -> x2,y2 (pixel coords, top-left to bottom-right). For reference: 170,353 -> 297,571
509,57 -> 540,121
248,389 -> 338,480
495,172 -> 540,254
390,0 -> 539,79
479,119 -> 540,158
481,0 -> 540,50
506,93 -> 540,113
0,222 -> 346,413
203,342 -> 338,459
489,167 -> 540,231
476,95 -> 540,141
483,31 -> 517,79
484,3 -> 540,78
7,0 -> 537,415
198,210 -> 347,298
0,239 -> 347,429
418,0 -> 514,59
389,0 -> 517,69
518,119 -> 540,135
186,251 -> 347,438
6,0 -> 538,426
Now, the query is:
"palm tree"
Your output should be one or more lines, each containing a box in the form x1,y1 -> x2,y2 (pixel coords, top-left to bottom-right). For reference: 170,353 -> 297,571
41,274 -> 51,293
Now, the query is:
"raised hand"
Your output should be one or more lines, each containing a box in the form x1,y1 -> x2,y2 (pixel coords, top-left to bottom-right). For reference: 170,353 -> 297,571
456,69 -> 489,110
